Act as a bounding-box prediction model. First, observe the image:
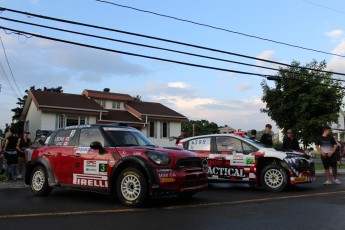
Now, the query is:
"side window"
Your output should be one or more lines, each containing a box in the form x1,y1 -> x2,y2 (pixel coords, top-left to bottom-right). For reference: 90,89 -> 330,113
52,129 -> 77,146
79,128 -> 104,147
188,138 -> 211,151
216,137 -> 242,153
242,141 -> 258,154
45,132 -> 57,146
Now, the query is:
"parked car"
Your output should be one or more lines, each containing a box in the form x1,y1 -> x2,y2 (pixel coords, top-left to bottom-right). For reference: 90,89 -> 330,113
177,133 -> 315,192
25,124 -> 207,207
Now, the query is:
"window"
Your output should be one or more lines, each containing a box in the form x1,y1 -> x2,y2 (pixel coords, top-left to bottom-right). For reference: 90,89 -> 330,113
52,129 -> 77,146
161,122 -> 169,138
95,99 -> 106,107
149,121 -> 156,138
242,141 -> 258,154
187,138 -> 211,151
112,101 -> 121,109
58,115 -> 87,128
216,137 -> 242,152
79,128 -> 104,147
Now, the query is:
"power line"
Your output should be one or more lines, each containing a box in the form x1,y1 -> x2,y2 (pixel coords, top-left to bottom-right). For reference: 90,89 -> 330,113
3,16 -> 345,84
95,0 -> 345,58
301,0 -> 345,15
0,59 -> 19,98
1,7 -> 345,77
0,36 -> 22,97
1,26 -> 344,91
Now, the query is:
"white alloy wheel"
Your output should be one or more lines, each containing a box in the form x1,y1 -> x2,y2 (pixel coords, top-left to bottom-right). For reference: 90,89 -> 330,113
264,168 -> 284,189
32,169 -> 45,191
121,174 -> 142,201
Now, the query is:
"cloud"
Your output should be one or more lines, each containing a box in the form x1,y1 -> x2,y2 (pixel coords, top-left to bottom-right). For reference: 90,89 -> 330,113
255,50 -> 282,75
325,29 -> 344,39
235,82 -> 254,92
168,82 -> 188,89
327,39 -> 345,74
141,82 -> 274,130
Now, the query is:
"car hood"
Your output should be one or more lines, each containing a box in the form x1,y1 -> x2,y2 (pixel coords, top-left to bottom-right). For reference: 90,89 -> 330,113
115,146 -> 199,159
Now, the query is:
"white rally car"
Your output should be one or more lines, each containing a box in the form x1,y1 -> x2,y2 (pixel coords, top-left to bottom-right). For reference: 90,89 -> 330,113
177,133 -> 315,192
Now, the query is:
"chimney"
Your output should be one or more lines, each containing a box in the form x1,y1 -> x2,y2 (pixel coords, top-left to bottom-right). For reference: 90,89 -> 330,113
103,88 -> 110,93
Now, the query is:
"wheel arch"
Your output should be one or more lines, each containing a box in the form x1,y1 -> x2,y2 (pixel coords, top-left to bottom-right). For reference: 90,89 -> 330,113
25,157 -> 57,187
256,157 -> 290,187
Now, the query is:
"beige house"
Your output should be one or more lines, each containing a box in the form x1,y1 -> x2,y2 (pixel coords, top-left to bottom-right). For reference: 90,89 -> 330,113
21,88 -> 187,147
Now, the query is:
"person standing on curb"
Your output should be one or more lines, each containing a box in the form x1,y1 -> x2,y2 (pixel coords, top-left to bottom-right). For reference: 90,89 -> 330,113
16,131 -> 32,180
260,124 -> 273,147
3,128 -> 18,182
315,125 -> 341,185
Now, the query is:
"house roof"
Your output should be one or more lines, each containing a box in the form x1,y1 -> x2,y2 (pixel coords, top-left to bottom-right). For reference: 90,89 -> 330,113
29,90 -> 106,112
82,89 -> 134,101
127,101 -> 186,118
101,110 -> 143,123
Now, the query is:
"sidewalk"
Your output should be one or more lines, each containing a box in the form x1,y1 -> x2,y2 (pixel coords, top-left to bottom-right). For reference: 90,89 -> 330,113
1,170 -> 345,190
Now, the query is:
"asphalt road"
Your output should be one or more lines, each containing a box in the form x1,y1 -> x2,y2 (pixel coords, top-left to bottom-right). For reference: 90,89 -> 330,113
1,176 -> 345,230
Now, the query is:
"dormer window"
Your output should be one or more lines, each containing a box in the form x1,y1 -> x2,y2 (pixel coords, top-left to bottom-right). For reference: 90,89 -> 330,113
112,101 -> 121,109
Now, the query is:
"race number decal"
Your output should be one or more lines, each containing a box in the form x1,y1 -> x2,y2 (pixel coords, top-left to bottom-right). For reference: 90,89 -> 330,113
84,160 -> 108,175
188,138 -> 211,151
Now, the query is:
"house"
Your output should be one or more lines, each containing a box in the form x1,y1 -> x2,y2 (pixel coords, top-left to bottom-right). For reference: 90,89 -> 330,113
21,88 -> 187,147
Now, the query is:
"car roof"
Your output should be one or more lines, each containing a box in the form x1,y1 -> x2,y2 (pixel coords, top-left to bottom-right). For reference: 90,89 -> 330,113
54,123 -> 135,132
181,133 -> 246,141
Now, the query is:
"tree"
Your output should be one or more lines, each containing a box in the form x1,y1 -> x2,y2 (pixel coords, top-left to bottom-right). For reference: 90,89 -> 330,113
133,95 -> 142,101
182,119 -> 219,137
10,86 -> 63,135
261,60 -> 345,147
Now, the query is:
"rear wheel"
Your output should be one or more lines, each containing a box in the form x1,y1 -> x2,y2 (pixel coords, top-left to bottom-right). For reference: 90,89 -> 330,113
116,168 -> 148,207
30,166 -> 52,196
260,165 -> 288,192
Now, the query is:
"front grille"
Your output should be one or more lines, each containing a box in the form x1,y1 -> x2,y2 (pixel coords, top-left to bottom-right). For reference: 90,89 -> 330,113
176,157 -> 203,169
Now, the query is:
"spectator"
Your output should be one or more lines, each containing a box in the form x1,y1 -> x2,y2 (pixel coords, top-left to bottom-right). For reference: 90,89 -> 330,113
315,125 -> 341,185
335,140 -> 341,167
175,130 -> 188,146
282,129 -> 301,151
3,128 -> 18,182
16,131 -> 32,179
260,124 -> 273,147
249,129 -> 257,140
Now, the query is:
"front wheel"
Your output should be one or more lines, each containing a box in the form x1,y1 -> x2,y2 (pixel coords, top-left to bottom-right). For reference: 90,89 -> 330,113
260,165 -> 288,192
116,168 -> 148,207
30,166 -> 52,196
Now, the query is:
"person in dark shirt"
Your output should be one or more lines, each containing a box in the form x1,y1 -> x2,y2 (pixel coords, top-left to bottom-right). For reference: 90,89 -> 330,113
3,128 -> 18,182
175,130 -> 187,146
249,129 -> 257,140
315,125 -> 340,185
260,124 -> 273,147
282,129 -> 300,151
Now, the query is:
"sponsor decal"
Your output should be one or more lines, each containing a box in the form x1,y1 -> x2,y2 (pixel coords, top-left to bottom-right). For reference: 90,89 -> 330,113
295,177 -> 307,183
108,161 -> 116,166
132,152 -> 141,155
70,130 -> 76,137
73,174 -> 108,188
65,125 -> 91,130
244,157 -> 255,164
44,136 -> 51,144
207,167 -> 245,177
232,160 -> 244,164
63,142 -> 68,146
160,178 -> 176,183
76,147 -> 90,154
122,150 -> 127,155
65,137 -> 71,141
207,159 -> 223,167
84,160 -> 108,175
156,169 -> 172,172
158,172 -> 177,178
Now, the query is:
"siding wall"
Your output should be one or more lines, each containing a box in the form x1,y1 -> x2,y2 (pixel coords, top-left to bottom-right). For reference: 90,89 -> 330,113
142,121 -> 181,147
25,103 -> 42,140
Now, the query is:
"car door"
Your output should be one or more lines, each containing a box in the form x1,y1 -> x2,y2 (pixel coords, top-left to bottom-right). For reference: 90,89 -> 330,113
213,136 -> 258,182
70,128 -> 112,189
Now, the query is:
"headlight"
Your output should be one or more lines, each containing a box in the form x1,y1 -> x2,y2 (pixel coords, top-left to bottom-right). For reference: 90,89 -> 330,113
146,151 -> 170,166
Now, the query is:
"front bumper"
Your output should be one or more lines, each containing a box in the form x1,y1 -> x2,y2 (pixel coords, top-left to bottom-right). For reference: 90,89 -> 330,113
151,168 -> 208,196
284,157 -> 316,185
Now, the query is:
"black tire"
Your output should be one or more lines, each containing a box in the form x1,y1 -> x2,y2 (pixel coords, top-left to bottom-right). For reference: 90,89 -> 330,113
260,165 -> 288,192
116,168 -> 148,207
30,165 -> 52,196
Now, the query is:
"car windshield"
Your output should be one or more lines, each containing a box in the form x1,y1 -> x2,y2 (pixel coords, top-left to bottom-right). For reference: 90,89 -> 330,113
104,127 -> 154,147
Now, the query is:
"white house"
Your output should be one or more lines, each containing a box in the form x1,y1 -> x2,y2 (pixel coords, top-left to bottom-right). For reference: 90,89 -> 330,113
21,88 -> 187,147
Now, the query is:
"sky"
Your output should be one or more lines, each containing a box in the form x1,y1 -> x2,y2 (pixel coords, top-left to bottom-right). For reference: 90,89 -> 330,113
0,0 -> 345,132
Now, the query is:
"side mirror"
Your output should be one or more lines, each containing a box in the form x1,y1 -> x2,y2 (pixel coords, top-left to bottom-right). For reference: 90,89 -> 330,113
90,141 -> 105,154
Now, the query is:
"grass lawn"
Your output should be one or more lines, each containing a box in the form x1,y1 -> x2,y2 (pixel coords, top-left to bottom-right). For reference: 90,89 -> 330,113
314,162 -> 345,170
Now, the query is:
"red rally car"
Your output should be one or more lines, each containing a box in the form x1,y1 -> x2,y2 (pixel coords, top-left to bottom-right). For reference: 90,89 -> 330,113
25,124 -> 207,207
